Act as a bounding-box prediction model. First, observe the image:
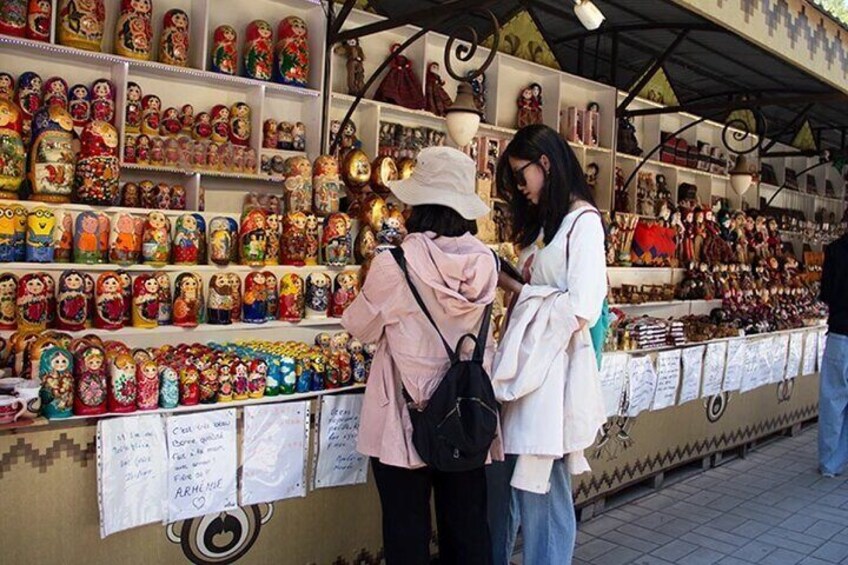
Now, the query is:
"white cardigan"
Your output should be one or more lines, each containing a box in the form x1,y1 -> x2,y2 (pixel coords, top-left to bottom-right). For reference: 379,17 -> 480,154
492,285 -> 606,491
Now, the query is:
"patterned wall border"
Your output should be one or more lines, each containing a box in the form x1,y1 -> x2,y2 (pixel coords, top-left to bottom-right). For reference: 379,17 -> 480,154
0,433 -> 96,478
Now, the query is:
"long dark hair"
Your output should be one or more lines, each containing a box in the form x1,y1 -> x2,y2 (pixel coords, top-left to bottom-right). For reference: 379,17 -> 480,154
496,124 -> 595,248
406,204 -> 478,237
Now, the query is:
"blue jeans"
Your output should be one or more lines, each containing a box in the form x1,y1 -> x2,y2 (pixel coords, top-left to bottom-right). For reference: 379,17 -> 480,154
820,333 -> 848,476
487,456 -> 576,565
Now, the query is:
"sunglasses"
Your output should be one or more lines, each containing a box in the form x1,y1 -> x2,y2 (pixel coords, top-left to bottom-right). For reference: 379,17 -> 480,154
512,160 -> 538,187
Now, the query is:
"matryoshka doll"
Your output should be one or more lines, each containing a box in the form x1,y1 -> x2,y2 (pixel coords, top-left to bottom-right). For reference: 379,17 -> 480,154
42,77 -> 69,109
14,71 -> 41,143
331,332 -> 352,387
150,136 -> 165,165
140,94 -> 161,136
0,0 -> 27,37
239,209 -> 266,266
73,344 -> 107,415
89,79 -> 114,124
277,121 -> 293,150
313,155 -> 342,216
0,73 -> 14,100
262,119 -> 277,149
154,182 -> 170,208
0,99 -> 25,198
73,211 -> 101,264
264,272 -> 278,321
209,216 -> 237,266
26,0 -> 52,41
108,353 -> 136,413
164,138 -> 180,166
248,358 -> 267,398
73,120 -> 120,205
265,213 -> 281,266
68,84 -> 91,128
158,363 -> 178,408
322,213 -> 352,267
206,273 -> 233,325
349,338 -> 367,384
29,105 -> 75,203
192,112 -> 212,140
117,270 -> 131,325
136,359 -> 159,410
243,20 -> 273,81
57,270 -> 88,331
232,359 -> 248,400
53,212 -> 73,263
275,16 -> 309,87
199,363 -> 218,404
179,103 -> 194,134
115,0 -> 153,61
210,104 -> 230,144
281,211 -> 307,266
25,207 -> 56,263
172,272 -> 201,327
155,272 -> 171,325
11,204 -> 27,261
42,274 -> 56,328
131,274 -> 159,329
141,211 -> 171,266
193,213 -> 207,264
97,213 -> 110,263
58,0 -> 105,51
330,270 -> 359,318
242,272 -> 267,323
305,272 -> 330,318
139,180 -> 156,208
211,25 -> 238,75
229,102 -> 250,147
171,184 -> 187,210
125,82 -> 143,133
159,107 -> 181,137
159,9 -> 190,67
17,273 -> 49,331
135,134 -> 150,164
82,272 -> 94,325
215,357 -> 233,402
284,155 -> 313,213
94,272 -> 124,330
179,366 -> 199,405
226,272 -> 241,323
39,347 -> 74,419
108,212 -> 139,266
0,273 -> 17,330
172,214 -> 200,265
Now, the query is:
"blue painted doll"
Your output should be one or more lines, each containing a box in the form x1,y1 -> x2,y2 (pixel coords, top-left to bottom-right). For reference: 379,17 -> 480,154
25,206 -> 56,262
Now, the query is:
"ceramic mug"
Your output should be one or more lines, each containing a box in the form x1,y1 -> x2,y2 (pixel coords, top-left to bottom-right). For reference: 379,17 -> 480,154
14,380 -> 41,420
0,394 -> 25,424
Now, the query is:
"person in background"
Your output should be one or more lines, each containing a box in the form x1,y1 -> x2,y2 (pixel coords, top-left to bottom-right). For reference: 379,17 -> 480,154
342,146 -> 500,565
488,124 -> 607,564
819,230 -> 848,478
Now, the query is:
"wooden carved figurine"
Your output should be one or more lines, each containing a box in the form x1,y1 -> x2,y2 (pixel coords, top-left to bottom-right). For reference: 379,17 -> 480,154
207,273 -> 233,325
243,20 -> 273,81
108,353 -> 136,413
239,209 -> 267,266
56,270 -> 87,331
306,272 -> 331,318
58,0 -> 105,52
26,0 -> 52,41
159,9 -> 190,67
73,345 -> 107,416
131,274 -> 159,329
172,272 -> 201,328
94,272 -> 124,330
40,347 -> 74,419
0,99 -> 25,199
278,273 -> 304,322
333,39 -> 365,96
73,120 -> 120,205
172,214 -> 201,265
29,105 -> 75,203
211,25 -> 238,75
141,211 -> 171,266
242,272 -> 267,323
115,0 -> 153,60
25,207 -> 55,263
275,16 -> 309,87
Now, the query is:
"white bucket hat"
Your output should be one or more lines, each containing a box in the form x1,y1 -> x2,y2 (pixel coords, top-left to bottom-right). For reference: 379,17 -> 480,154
387,146 -> 490,220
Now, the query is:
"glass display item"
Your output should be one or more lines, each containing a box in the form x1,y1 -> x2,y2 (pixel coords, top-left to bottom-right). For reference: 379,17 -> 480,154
243,20 -> 274,81
242,271 -> 267,323
313,155 -> 342,215
58,0 -> 106,52
239,209 -> 267,266
0,99 -> 25,199
278,273 -> 304,322
40,347 -> 74,419
207,273 -> 233,325
136,359 -> 159,410
73,344 -> 107,416
172,213 -> 201,265
159,8 -> 190,67
56,270 -> 87,331
73,211 -> 102,264
275,16 -> 309,87
305,272 -> 331,318
141,211 -> 171,266
131,273 -> 159,329
172,272 -> 202,327
211,24 -> 238,75
29,105 -> 75,203
108,353 -> 136,413
284,155 -> 312,213
93,272 -> 124,330
25,206 -> 55,262
0,0 -> 27,37
73,120 -> 120,205
115,0 -> 153,60
322,213 -> 352,267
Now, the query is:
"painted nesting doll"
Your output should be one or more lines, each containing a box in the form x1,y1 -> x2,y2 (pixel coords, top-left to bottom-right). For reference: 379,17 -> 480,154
159,107 -> 181,137
58,0 -> 105,51
159,9 -> 190,67
281,211 -> 307,266
29,106 -> 75,203
171,184 -> 187,210
53,212 -> 73,263
239,209 -> 267,267
10,205 -> 26,262
74,120 -> 120,205
192,112 -> 212,140
211,25 -> 238,75
139,180 -> 156,208
229,102 -> 251,147
90,79 -> 115,124
125,82 -> 143,133
322,213 -> 352,267
14,71 -> 41,143
40,347 -> 74,419
73,344 -> 107,416
42,77 -> 69,111
209,217 -> 237,266
0,0 -> 27,37
210,104 -> 230,144
0,273 -> 17,330
215,358 -> 233,403
265,213 -> 282,266
305,272 -> 331,319
0,99 -> 25,198
349,339 -> 367,384
25,0 -> 52,41
94,272 -> 125,330
140,94 -> 161,136
68,84 -> 91,128
97,213 -> 110,263
135,359 -> 159,410
275,16 -> 309,87
82,272 -> 94,325
158,364 -> 179,408
135,134 -> 150,164
313,155 -> 342,216
131,274 -> 159,329
117,270 -> 132,326
173,214 -> 201,265
305,214 -> 320,266
56,270 -> 87,331
243,20 -> 273,81
207,273 -> 233,325
242,272 -> 267,323
0,73 -> 14,100
232,360 -> 249,401
330,270 -> 359,318
108,213 -> 139,266
115,0 -> 153,60
264,272 -> 278,321
73,211 -> 100,264
226,272 -> 241,323
141,211 -> 171,266
25,207 -> 56,263
284,155 -> 313,213
263,119 -> 278,149
199,364 -> 218,404
155,272 -> 171,325
172,272 -> 202,327
193,213 -> 207,264
248,358 -> 267,399
108,353 -> 136,413
178,366 -> 199,406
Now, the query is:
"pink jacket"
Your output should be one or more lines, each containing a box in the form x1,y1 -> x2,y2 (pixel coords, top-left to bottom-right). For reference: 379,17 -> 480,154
342,232 -> 503,469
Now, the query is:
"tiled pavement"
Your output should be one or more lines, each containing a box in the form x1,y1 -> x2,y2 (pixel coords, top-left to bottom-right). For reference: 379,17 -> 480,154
572,426 -> 848,565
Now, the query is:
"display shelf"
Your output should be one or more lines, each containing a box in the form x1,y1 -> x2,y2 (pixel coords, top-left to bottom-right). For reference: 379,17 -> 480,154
0,262 -> 359,274
121,162 -> 278,183
2,199 -> 234,221
609,299 -> 723,309
615,153 -> 730,181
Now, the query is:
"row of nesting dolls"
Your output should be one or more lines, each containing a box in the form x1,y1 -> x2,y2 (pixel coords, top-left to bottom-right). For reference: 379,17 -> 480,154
0,99 -> 119,203
4,268 -> 360,333
125,133 -> 258,174
17,333 -> 370,420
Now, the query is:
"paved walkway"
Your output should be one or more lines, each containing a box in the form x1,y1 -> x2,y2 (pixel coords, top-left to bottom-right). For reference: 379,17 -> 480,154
574,426 -> 848,565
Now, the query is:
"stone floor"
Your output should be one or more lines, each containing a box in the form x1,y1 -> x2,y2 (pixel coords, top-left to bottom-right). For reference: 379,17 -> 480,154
571,426 -> 848,565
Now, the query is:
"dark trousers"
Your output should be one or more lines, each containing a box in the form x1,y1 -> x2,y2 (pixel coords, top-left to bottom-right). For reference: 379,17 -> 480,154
371,458 -> 493,565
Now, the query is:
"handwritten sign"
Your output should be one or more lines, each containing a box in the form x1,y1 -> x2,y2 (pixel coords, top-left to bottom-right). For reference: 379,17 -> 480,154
741,338 -> 763,393
723,338 -> 746,392
771,335 -> 789,383
786,331 -> 804,380
818,329 -> 827,372
314,394 -> 368,489
701,341 -> 727,398
599,353 -> 628,418
626,356 -> 657,418
242,403 -> 310,506
680,346 -> 705,404
97,415 -> 167,538
802,331 -> 818,376
166,410 -> 237,522
651,349 -> 681,411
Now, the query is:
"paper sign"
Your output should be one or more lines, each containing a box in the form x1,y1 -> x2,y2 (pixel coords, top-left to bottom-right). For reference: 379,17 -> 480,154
680,346 -> 705,404
98,415 -> 168,538
314,394 -> 368,489
626,356 -> 658,418
786,331 -> 804,380
599,353 -> 627,418
771,335 -> 789,383
167,410 -> 238,523
701,341 -> 727,397
802,331 -> 818,376
741,338 -> 763,393
651,349 -> 681,411
242,403 -> 310,506
723,339 -> 746,392
818,329 -> 827,372
755,337 -> 774,388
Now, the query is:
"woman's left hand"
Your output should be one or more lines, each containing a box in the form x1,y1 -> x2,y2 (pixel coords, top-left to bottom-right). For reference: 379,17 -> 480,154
498,271 -> 524,295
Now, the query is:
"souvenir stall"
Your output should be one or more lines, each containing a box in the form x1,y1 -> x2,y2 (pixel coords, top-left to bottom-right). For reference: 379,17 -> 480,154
0,0 -> 846,563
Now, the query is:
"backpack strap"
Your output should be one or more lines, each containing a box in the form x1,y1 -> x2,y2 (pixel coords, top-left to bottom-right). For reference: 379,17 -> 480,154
564,208 -> 603,268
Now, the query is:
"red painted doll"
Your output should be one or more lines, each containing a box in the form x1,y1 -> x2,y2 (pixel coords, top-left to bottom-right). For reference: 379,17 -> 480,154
135,359 -> 159,410
73,344 -> 107,416
108,353 -> 137,413
131,274 -> 159,329
16,272 -> 50,332
57,270 -> 88,331
243,20 -> 273,81
94,272 -> 125,330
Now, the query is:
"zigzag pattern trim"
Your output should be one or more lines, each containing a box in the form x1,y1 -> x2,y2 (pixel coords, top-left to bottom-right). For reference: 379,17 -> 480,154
0,433 -> 97,479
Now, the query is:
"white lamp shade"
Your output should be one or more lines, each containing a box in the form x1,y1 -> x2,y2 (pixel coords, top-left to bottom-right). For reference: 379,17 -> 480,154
574,0 -> 605,31
446,110 -> 481,148
730,172 -> 753,195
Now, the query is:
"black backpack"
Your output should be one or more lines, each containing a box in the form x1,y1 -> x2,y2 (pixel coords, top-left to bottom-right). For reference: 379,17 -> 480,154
390,247 -> 499,472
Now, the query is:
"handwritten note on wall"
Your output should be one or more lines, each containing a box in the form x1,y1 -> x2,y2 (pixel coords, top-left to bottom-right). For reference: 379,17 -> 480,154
701,342 -> 727,398
680,346 -> 705,404
242,403 -> 310,506
627,356 -> 658,418
651,350 -> 681,411
740,339 -> 763,393
818,330 -> 827,373
166,410 -> 237,523
98,415 -> 167,538
599,353 -> 628,418
802,331 -> 818,376
723,339 -> 746,392
786,331 -> 804,380
314,394 -> 368,489
771,335 -> 789,384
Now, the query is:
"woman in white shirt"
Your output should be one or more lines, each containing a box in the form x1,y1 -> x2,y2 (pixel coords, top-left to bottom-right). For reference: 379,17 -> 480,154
489,124 -> 607,564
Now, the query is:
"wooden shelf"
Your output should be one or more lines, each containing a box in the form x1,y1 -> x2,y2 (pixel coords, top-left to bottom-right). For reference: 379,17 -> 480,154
610,299 -> 724,309
0,263 -> 360,274
8,200 -> 234,220
615,153 -> 730,181
121,162 -> 281,183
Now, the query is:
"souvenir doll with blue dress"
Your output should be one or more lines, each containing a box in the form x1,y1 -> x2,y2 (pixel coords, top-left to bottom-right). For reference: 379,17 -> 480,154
305,272 -> 330,318
39,347 -> 74,419
349,338 -> 367,384
29,105 -> 75,203
275,16 -> 309,87
25,207 -> 56,263
172,214 -> 200,265
242,272 -> 267,323
158,364 -> 179,408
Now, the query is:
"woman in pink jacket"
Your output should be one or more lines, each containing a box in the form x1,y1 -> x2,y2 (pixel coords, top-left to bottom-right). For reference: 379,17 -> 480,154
343,147 -> 500,565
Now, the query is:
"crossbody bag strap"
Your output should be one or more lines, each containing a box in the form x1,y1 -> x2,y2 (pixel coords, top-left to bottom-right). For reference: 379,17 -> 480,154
564,208 -> 603,268
471,250 -> 499,362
